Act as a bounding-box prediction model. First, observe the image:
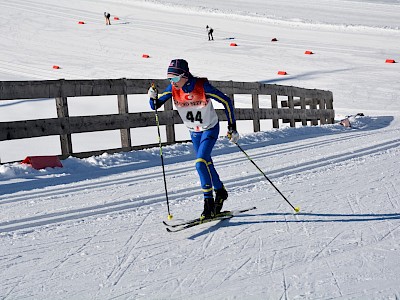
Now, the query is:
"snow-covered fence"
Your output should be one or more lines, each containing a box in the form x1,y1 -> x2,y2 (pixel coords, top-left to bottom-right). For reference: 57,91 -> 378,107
0,78 -> 333,160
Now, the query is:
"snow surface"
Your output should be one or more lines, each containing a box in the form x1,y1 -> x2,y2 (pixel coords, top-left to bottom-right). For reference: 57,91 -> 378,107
1,0 -> 400,299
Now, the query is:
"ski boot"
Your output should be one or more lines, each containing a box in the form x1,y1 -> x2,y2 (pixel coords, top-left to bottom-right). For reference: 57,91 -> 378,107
200,197 -> 216,221
215,186 -> 228,215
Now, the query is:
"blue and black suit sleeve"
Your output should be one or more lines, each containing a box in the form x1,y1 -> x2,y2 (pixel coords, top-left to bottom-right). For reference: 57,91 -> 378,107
203,80 -> 236,126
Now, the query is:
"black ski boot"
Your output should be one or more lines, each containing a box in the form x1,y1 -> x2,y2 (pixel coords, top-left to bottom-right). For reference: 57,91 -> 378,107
200,197 -> 216,221
215,186 -> 228,215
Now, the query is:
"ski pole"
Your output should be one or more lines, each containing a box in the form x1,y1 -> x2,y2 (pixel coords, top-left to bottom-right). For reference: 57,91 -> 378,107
235,142 -> 300,213
151,83 -> 173,220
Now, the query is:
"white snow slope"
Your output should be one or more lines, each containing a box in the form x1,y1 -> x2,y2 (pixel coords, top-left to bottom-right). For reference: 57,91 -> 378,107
1,0 -> 400,299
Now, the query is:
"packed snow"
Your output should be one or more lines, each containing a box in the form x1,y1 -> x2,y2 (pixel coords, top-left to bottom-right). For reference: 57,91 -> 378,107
0,0 -> 399,299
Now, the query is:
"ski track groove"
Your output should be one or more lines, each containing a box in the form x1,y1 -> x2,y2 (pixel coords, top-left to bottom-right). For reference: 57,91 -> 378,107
283,214 -> 292,235
2,276 -> 25,300
257,236 -> 263,275
103,211 -> 150,288
134,242 -> 175,286
0,195 -> 163,234
219,225 -> 259,252
202,231 -> 216,255
311,232 -> 342,262
326,260 -> 344,297
385,182 -> 400,209
0,1 -> 102,24
378,223 -> 400,242
270,250 -> 278,274
0,59 -> 90,81
219,257 -> 252,287
178,246 -> 198,267
0,60 -> 61,80
48,232 -> 99,281
0,170 -> 162,204
106,236 -> 143,287
281,269 -> 289,300
345,194 -> 357,214
114,209 -> 399,298
231,226 -> 253,241
370,222 -> 383,244
294,212 -> 311,238
241,227 -> 258,250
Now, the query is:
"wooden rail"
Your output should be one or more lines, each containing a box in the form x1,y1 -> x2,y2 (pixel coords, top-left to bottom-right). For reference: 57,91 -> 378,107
0,78 -> 334,160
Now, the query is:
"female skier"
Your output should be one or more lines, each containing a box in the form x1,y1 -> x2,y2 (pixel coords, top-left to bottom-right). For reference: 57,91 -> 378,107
148,59 -> 239,220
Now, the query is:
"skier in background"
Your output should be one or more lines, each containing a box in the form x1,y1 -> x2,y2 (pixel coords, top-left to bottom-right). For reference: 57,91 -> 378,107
206,25 -> 214,41
147,59 -> 239,220
104,12 -> 111,25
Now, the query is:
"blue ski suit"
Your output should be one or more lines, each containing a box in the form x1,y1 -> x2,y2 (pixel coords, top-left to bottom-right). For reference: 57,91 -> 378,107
149,76 -> 236,199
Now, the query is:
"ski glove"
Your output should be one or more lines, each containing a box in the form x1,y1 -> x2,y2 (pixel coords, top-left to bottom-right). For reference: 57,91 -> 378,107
147,86 -> 158,100
227,123 -> 240,144
148,86 -> 160,110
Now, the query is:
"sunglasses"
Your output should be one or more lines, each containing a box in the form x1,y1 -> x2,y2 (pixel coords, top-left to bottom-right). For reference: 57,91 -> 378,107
168,74 -> 184,83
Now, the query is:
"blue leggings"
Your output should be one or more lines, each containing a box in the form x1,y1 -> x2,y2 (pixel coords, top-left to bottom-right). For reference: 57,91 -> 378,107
190,123 -> 223,199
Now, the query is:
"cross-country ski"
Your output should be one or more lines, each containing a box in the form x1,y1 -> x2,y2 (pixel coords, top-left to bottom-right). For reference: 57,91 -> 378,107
163,207 -> 257,232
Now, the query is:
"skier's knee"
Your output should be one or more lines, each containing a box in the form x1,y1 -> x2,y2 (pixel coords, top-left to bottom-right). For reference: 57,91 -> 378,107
195,158 -> 207,170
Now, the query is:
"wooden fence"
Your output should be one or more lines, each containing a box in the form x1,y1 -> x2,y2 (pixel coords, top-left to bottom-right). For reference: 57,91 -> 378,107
0,78 -> 334,160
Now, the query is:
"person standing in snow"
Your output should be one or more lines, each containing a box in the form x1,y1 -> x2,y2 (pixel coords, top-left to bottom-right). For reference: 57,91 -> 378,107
206,25 -> 214,41
104,12 -> 111,25
148,59 -> 239,220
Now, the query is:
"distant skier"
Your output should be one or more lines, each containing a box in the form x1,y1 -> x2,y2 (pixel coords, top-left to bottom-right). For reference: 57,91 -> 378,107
147,59 -> 239,220
104,12 -> 111,25
206,25 -> 214,41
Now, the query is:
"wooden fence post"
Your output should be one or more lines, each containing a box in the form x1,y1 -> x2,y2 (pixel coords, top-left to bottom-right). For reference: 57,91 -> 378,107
288,95 -> 295,127
326,97 -> 334,124
55,95 -> 73,158
311,98 -> 319,126
271,94 -> 279,128
300,97 -> 307,126
252,93 -> 260,132
319,98 -> 326,125
118,93 -> 131,151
